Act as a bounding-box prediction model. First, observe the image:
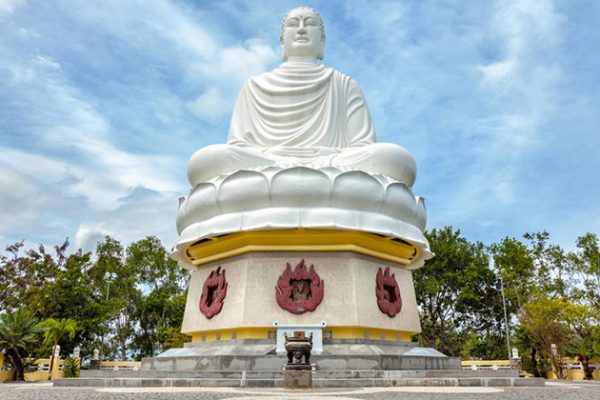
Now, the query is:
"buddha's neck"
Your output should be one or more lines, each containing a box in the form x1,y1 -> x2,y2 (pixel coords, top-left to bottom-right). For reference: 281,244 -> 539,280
285,56 -> 318,64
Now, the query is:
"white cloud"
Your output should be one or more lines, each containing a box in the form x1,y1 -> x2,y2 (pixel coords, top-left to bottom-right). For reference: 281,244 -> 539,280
17,27 -> 40,38
436,0 -> 565,222
0,147 -> 71,183
187,86 -> 231,119
0,167 -> 42,236
368,0 -> 573,247
186,40 -> 277,118
192,40 -> 277,83
55,0 -> 217,59
3,52 -> 182,208
479,60 -> 515,83
0,0 -> 25,14
74,224 -> 112,252
74,187 -> 178,252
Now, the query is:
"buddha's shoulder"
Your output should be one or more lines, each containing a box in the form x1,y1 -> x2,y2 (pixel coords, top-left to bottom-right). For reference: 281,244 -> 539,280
242,64 -> 358,90
249,63 -> 335,78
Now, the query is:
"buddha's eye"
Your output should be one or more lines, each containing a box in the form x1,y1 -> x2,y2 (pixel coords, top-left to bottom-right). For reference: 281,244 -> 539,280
305,17 -> 316,26
286,18 -> 299,27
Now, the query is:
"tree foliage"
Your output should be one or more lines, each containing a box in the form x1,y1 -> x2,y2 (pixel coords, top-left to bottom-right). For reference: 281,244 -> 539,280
0,235 -> 189,362
42,317 -> 77,378
415,227 -> 599,379
0,308 -> 45,381
414,227 -> 503,357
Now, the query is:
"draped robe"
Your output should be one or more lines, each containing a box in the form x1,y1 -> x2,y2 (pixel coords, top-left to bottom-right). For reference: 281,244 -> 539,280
228,62 -> 375,152
187,62 -> 416,187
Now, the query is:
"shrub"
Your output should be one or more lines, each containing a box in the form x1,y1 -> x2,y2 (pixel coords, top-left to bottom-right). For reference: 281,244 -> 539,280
62,357 -> 80,378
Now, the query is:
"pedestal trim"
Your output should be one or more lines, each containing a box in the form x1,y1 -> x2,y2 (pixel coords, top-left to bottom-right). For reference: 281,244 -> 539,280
185,229 -> 419,267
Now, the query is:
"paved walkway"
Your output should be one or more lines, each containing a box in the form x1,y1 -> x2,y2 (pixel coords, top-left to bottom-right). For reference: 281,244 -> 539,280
2,381 -> 600,400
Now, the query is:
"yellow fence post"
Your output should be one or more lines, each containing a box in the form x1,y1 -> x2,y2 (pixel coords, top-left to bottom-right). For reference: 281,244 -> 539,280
50,345 -> 60,381
73,346 -> 81,377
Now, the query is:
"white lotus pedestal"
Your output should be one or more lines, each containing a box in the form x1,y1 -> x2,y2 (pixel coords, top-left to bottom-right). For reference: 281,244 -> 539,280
144,165 -> 459,374
172,166 -> 432,347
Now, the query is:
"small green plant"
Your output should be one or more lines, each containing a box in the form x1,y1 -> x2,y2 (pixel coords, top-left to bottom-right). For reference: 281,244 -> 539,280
62,357 -> 80,378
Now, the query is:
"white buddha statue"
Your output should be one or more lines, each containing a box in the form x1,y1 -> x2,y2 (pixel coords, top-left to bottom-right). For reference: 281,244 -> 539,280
187,7 -> 417,187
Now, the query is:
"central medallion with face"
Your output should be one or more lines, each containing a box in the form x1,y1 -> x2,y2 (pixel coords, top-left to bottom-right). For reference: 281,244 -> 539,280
291,279 -> 311,301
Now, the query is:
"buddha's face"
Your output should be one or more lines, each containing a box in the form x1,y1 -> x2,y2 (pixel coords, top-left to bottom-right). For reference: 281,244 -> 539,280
281,8 -> 324,61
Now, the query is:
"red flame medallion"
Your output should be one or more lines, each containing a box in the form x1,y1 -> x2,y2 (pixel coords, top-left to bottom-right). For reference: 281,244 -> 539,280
199,266 -> 228,319
376,267 -> 402,317
275,260 -> 324,314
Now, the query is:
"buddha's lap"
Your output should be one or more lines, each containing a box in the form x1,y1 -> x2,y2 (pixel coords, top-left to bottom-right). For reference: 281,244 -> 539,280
187,142 -> 416,187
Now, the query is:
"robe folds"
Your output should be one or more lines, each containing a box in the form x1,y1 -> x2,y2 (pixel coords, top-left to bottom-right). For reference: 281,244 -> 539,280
227,62 -> 376,151
186,61 -> 416,187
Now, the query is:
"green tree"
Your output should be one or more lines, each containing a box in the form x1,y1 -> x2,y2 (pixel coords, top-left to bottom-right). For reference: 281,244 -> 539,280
126,237 -> 188,358
0,241 -> 63,312
0,236 -> 189,363
492,232 -> 600,378
37,249 -> 101,356
563,302 -> 600,379
519,295 -> 570,378
570,233 -> 600,308
414,227 -> 502,356
89,236 -> 139,360
0,308 -> 45,381
42,318 -> 77,379
0,239 -> 106,358
524,232 -> 573,297
126,236 -> 186,292
489,236 -> 536,312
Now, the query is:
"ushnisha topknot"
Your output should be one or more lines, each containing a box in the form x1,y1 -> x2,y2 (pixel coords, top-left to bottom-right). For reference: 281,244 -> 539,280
279,6 -> 326,47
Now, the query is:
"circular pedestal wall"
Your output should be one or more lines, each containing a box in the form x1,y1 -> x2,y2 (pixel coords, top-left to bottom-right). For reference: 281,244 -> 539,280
182,251 -> 421,343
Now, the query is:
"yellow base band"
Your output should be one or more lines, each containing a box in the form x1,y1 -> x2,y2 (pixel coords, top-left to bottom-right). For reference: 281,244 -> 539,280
190,328 -> 273,342
188,326 -> 414,343
185,229 -> 419,267
330,327 -> 413,342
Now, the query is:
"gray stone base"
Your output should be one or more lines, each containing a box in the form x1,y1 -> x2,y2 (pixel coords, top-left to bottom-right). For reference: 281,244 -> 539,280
53,340 -> 543,388
283,369 -> 312,388
142,339 -> 460,372
54,374 -> 545,388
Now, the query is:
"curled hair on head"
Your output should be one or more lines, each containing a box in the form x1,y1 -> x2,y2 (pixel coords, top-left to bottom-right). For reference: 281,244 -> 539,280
280,7 -> 326,61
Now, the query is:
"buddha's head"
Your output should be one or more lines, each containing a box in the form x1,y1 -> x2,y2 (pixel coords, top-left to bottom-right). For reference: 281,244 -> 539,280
280,7 -> 325,62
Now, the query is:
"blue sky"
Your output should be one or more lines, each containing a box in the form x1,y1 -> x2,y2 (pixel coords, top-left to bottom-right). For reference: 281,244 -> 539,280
0,0 -> 598,254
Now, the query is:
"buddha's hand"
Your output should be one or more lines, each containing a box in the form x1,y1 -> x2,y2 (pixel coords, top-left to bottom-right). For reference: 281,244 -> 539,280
265,146 -> 338,158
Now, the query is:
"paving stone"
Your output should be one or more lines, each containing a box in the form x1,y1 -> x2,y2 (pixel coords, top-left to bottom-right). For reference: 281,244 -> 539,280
3,381 -> 600,400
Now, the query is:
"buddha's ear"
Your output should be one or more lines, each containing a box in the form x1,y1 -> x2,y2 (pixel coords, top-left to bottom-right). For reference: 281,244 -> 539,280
279,34 -> 287,61
317,38 -> 325,60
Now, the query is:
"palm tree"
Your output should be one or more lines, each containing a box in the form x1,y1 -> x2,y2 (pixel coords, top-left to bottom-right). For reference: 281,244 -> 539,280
0,308 -> 45,381
42,318 -> 77,379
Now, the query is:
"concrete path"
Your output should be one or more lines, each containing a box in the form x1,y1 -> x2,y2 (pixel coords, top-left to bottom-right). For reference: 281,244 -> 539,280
2,380 -> 600,400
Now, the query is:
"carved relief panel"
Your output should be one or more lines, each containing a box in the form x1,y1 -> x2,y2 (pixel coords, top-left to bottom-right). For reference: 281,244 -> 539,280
375,267 -> 402,317
199,266 -> 228,318
275,260 -> 324,314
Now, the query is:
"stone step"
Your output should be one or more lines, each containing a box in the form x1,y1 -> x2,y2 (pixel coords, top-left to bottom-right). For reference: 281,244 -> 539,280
141,354 -> 461,372
81,370 -> 283,379
55,376 -> 544,388
423,369 -> 518,378
80,368 -> 519,380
